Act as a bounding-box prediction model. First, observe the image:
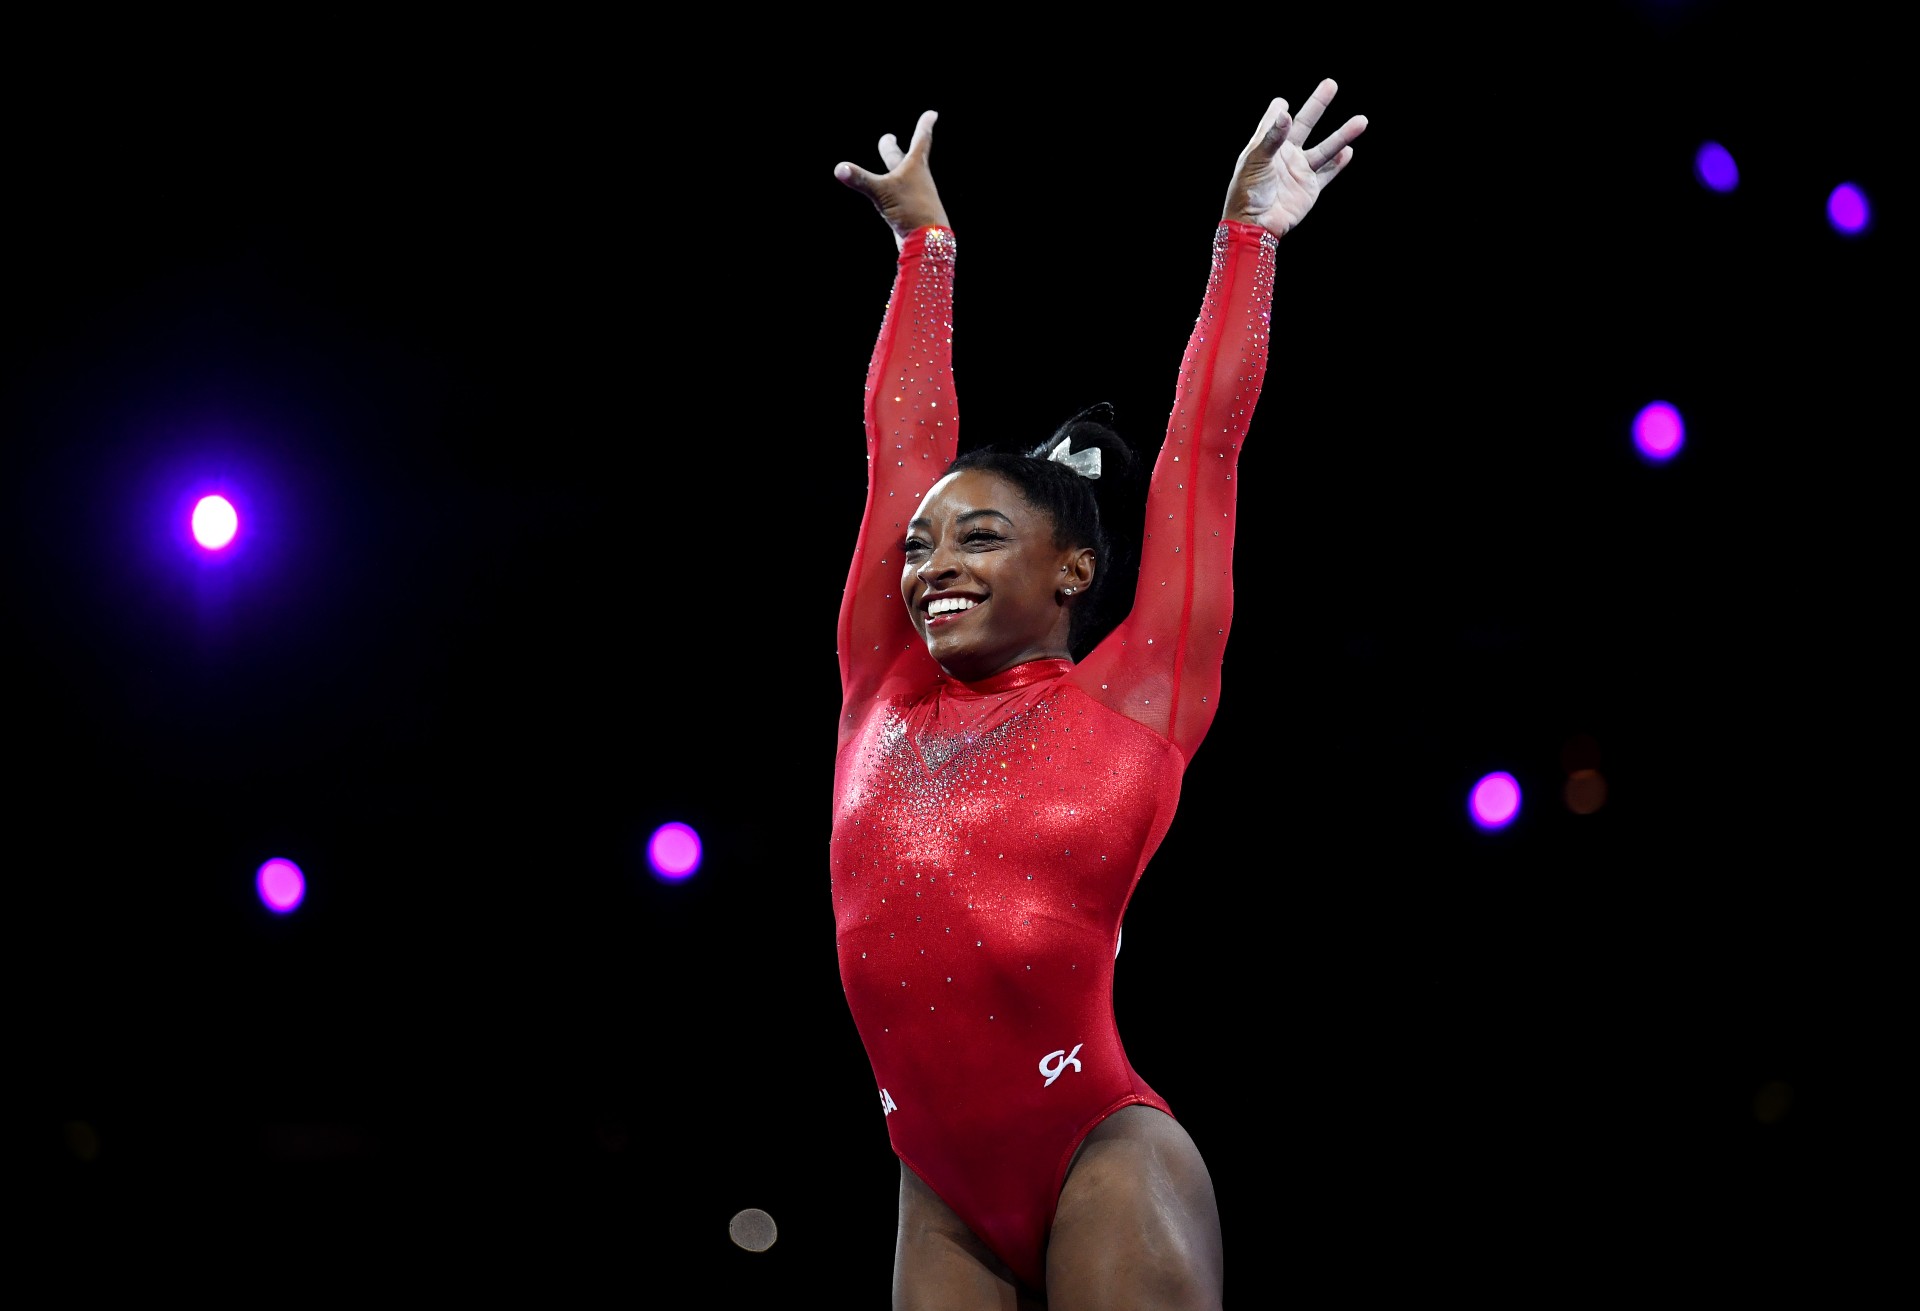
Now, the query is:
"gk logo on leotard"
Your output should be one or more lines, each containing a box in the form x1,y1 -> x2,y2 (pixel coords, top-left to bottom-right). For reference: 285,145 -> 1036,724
1039,1044 -> 1083,1088
879,1087 -> 897,1116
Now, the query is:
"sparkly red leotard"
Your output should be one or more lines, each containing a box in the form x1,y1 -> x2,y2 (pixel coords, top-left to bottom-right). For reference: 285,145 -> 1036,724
833,220 -> 1277,1290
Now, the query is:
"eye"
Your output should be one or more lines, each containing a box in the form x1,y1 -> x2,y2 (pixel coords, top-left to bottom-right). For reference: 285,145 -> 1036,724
902,537 -> 929,555
963,531 -> 1003,547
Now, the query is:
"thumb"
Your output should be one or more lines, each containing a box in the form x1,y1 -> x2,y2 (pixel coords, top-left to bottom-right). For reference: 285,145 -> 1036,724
835,161 -> 878,194
1249,98 -> 1291,160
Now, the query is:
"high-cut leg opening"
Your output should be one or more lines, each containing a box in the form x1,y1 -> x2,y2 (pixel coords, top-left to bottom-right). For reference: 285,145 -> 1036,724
1052,1092 -> 1176,1205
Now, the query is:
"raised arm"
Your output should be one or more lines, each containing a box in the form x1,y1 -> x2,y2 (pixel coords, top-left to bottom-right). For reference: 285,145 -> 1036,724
1074,83 -> 1367,762
834,112 -> 960,742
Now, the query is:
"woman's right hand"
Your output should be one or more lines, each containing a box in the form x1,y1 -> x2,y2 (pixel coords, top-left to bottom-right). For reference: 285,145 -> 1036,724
835,109 -> 951,250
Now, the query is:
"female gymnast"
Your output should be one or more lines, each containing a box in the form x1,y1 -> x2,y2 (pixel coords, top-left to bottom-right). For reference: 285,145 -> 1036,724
830,83 -> 1367,1309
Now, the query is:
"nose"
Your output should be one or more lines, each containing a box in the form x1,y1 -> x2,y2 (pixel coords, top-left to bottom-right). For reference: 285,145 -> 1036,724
915,539 -> 962,587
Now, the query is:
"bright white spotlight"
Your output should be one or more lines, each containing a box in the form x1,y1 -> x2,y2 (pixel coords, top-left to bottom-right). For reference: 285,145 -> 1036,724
192,495 -> 239,549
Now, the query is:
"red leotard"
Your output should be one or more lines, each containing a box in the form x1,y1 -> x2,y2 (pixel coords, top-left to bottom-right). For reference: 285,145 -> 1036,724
833,220 -> 1277,1290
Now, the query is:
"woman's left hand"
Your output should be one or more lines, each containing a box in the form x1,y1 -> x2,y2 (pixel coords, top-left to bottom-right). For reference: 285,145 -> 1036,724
1222,79 -> 1368,237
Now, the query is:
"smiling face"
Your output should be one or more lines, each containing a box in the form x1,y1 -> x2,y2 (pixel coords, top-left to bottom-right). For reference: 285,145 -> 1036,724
903,468 -> 1094,683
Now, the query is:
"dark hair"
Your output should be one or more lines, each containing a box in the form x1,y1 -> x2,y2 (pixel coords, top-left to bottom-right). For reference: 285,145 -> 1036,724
948,402 -> 1140,658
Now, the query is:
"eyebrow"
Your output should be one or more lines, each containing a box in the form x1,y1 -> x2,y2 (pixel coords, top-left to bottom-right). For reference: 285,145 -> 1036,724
906,509 -> 1015,532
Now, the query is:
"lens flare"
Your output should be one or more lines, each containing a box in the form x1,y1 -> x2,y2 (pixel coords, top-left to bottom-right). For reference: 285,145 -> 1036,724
1564,769 -> 1608,815
1694,141 -> 1738,192
1469,772 -> 1521,830
192,495 -> 239,549
1826,182 -> 1869,235
256,857 -> 306,913
729,1208 -> 778,1252
648,822 -> 703,881
1633,401 -> 1685,463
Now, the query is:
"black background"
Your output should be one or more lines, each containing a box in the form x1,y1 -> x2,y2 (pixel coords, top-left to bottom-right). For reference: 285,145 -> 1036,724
8,5 -> 1903,1301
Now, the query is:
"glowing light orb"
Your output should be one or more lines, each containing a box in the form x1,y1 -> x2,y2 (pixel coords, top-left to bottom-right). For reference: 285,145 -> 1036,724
1469,772 -> 1521,831
1694,141 -> 1738,192
1633,401 -> 1685,463
256,857 -> 306,913
1826,182 -> 1869,234
1564,769 -> 1609,815
729,1208 -> 778,1252
191,495 -> 239,549
648,822 -> 703,881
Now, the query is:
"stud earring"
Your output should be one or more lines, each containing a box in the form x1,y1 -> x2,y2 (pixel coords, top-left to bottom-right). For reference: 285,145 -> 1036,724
1061,586 -> 1077,596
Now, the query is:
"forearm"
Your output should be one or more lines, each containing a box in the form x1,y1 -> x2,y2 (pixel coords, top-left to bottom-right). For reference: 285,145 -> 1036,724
838,226 -> 960,702
862,226 -> 959,465
1163,220 -> 1277,465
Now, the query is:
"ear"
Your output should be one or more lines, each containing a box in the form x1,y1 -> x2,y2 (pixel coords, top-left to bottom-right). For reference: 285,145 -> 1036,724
1061,547 -> 1095,595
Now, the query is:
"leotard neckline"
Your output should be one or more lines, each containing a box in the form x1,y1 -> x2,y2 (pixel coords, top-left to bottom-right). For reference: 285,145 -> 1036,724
936,657 -> 1074,698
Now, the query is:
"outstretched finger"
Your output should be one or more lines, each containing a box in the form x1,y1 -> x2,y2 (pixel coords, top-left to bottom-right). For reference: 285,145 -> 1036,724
1303,114 -> 1367,170
878,132 -> 905,172
905,108 -> 938,162
1247,97 -> 1292,161
1288,78 -> 1338,147
1315,144 -> 1357,184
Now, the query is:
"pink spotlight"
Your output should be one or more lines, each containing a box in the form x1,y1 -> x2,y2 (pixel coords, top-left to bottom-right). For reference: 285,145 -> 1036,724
256,858 -> 306,913
1469,772 -> 1521,831
1826,182 -> 1869,235
648,822 -> 703,882
1633,401 -> 1685,463
192,495 -> 239,549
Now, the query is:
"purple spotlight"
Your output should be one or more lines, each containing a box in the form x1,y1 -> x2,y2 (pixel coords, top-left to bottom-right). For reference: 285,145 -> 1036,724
256,858 -> 306,913
1694,141 -> 1738,192
1469,772 -> 1521,831
1633,401 -> 1685,463
191,494 -> 239,549
648,822 -> 703,882
1826,183 -> 1869,235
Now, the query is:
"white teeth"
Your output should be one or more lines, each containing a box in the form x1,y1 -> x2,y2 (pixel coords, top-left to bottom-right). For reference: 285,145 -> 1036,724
927,597 -> 978,616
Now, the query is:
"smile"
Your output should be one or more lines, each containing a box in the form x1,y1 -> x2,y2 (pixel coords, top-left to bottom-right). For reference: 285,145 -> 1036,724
924,595 -> 981,626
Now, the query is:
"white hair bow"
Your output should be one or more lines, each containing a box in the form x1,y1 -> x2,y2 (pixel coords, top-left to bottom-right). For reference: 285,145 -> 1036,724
1046,436 -> 1101,480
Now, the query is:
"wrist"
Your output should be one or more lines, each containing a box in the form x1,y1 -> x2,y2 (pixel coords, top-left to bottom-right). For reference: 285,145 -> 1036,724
899,224 -> 956,261
1219,218 -> 1274,242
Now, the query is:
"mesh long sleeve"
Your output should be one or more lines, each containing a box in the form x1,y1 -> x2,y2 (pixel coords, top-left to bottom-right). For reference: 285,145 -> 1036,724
1071,220 -> 1277,762
837,227 -> 958,745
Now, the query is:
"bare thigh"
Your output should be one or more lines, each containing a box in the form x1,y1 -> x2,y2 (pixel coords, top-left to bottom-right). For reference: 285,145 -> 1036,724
893,1162 -> 1046,1311
1044,1106 -> 1224,1311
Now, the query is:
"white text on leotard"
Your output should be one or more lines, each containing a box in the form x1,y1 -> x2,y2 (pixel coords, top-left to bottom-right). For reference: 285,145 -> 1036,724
1039,1044 -> 1084,1088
